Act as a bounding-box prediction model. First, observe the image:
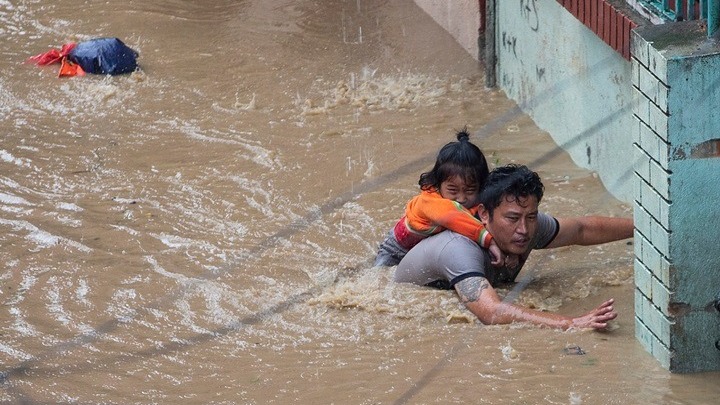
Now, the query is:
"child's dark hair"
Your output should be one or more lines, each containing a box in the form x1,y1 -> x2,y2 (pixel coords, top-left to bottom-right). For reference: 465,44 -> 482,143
478,164 -> 544,217
418,128 -> 490,191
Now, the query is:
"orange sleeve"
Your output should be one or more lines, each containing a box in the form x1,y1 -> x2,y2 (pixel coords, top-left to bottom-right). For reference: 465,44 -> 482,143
404,190 -> 493,248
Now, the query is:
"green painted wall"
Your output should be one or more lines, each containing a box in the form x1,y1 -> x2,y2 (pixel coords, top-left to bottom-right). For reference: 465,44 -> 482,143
633,20 -> 720,372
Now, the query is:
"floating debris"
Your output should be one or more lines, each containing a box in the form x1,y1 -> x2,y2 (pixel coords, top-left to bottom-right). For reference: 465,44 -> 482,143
563,344 -> 586,355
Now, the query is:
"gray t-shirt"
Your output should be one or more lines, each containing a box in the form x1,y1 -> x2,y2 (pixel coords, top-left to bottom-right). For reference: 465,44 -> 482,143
394,212 -> 559,288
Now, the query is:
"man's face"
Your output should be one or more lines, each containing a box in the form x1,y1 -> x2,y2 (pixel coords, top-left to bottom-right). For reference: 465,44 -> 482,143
478,194 -> 539,256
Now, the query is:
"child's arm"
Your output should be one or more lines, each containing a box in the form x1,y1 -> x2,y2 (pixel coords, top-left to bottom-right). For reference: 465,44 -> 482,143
487,241 -> 504,266
406,192 -> 506,263
489,242 -> 519,268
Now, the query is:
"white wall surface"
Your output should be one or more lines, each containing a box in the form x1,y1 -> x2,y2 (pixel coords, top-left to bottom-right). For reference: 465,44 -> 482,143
413,0 -> 481,60
495,1 -> 635,202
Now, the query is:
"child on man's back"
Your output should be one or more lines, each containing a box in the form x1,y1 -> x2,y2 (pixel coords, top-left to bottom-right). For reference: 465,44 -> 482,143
375,129 -> 514,268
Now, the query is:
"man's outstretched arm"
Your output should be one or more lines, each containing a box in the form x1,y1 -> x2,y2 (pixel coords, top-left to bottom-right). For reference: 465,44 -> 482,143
454,276 -> 617,330
547,216 -> 633,249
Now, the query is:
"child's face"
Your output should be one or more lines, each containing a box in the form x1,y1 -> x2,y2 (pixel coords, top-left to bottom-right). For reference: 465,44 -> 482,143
439,175 -> 479,209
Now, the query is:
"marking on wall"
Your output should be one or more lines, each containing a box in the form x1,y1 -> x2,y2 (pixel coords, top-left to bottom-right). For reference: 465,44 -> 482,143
521,0 -> 540,31
502,31 -> 518,58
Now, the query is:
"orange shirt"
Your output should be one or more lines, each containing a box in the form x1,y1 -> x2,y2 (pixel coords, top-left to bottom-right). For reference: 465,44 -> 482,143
392,189 -> 492,250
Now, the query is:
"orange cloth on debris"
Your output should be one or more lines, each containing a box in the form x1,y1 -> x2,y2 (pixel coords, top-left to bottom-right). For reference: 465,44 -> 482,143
58,58 -> 85,77
28,43 -> 85,77
28,43 -> 76,65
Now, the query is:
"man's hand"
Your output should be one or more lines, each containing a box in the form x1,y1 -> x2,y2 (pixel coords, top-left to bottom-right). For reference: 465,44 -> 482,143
456,276 -> 619,330
570,299 -> 617,330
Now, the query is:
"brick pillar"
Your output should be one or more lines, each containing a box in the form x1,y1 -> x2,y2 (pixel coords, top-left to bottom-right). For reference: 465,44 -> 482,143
632,20 -> 720,373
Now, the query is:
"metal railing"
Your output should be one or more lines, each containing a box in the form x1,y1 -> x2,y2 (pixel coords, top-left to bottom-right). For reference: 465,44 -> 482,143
638,0 -> 720,36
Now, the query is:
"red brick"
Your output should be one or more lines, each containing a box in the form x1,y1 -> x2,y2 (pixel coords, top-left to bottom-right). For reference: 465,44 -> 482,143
597,0 -> 604,39
603,3 -> 611,45
585,0 -> 592,29
616,10 -> 624,54
603,3 -> 612,45
610,9 -> 616,50
623,16 -> 632,59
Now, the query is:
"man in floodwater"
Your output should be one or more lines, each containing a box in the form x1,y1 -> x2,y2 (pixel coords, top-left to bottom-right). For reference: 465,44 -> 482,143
394,164 -> 634,330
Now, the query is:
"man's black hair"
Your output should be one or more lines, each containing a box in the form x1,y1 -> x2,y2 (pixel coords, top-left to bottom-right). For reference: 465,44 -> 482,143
478,164 -> 544,217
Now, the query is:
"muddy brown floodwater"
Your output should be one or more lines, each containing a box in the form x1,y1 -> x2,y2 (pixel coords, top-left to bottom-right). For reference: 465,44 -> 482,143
1,0 -> 719,403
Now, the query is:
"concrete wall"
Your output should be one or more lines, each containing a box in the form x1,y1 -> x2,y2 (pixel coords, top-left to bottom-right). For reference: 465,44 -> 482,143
495,1 -> 635,202
412,0 -> 481,61
632,20 -> 720,373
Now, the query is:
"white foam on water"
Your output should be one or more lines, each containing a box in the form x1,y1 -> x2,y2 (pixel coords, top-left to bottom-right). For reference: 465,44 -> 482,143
172,299 -> 214,336
0,181 -> 70,223
145,255 -> 192,283
157,176 -> 251,241
501,341 -> 520,361
110,197 -> 137,205
47,75 -> 142,117
46,276 -> 72,327
302,72 -> 481,116
54,214 -> 81,228
0,341 -> 32,361
0,149 -> 31,168
162,118 -> 280,169
0,1 -> 14,11
6,269 -> 43,337
147,233 -> 231,273
144,255 -> 253,329
0,218 -> 92,252
0,176 -> 25,190
0,0 -> 80,46
107,288 -> 139,323
227,175 -> 275,217
199,282 -> 241,327
56,201 -> 83,212
109,224 -> 140,237
74,278 -> 91,306
9,306 -> 39,337
0,191 -> 32,205
0,205 -> 31,215
308,265 -> 470,330
156,233 -> 203,249
0,79 -> 20,117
